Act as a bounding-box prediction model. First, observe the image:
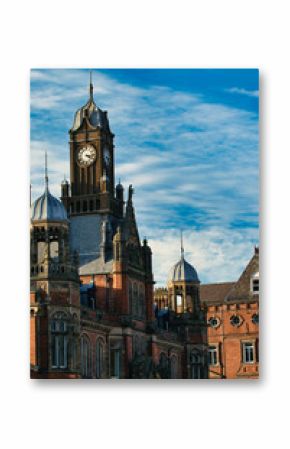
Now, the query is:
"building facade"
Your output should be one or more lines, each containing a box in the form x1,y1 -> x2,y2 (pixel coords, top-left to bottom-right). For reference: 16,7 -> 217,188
30,79 -> 259,379
155,247 -> 260,379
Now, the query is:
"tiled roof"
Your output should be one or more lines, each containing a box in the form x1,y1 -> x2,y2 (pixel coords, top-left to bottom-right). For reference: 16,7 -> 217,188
200,282 -> 235,305
225,251 -> 259,302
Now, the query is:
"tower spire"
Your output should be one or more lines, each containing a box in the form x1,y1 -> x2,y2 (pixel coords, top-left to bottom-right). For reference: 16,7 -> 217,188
180,230 -> 184,259
45,150 -> 49,191
89,70 -> 93,101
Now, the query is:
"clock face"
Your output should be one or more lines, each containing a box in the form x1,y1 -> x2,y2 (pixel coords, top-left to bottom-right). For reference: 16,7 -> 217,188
78,145 -> 96,167
104,147 -> 111,166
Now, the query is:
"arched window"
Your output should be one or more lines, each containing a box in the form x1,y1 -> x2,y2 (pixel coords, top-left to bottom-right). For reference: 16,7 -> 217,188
81,335 -> 91,378
51,312 -> 68,369
96,338 -> 104,379
191,350 -> 203,379
110,343 -> 121,379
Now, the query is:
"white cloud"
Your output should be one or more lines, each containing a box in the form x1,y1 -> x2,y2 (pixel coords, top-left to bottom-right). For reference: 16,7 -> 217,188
148,227 -> 257,286
30,69 -> 259,283
226,87 -> 259,97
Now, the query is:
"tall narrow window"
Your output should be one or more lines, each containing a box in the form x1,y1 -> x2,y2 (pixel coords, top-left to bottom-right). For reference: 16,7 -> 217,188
191,351 -> 203,379
242,342 -> 255,364
251,272 -> 259,294
116,243 -> 120,261
81,335 -> 91,377
51,313 -> 68,369
110,348 -> 121,378
133,282 -> 138,316
176,294 -> 182,307
129,281 -> 133,314
96,339 -> 104,379
208,346 -> 218,366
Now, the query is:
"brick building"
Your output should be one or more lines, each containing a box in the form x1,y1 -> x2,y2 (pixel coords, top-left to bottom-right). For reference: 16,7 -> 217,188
200,247 -> 259,379
30,77 -> 259,379
154,247 -> 259,379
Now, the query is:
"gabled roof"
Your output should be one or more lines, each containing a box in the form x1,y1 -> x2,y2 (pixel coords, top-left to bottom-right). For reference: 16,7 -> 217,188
224,248 -> 259,302
200,282 -> 235,305
200,248 -> 259,305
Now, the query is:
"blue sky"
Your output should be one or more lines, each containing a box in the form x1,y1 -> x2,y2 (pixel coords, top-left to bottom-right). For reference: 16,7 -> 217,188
30,68 -> 259,286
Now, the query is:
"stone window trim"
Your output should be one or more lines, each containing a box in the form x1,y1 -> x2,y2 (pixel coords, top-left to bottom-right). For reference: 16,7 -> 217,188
252,313 -> 259,325
95,336 -> 105,379
230,314 -> 243,327
81,333 -> 91,378
51,335 -> 68,369
251,272 -> 259,295
207,316 -> 221,329
207,344 -> 220,366
241,340 -> 256,365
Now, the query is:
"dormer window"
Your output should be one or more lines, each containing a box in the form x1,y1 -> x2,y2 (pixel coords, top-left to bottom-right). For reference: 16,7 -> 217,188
251,272 -> 259,294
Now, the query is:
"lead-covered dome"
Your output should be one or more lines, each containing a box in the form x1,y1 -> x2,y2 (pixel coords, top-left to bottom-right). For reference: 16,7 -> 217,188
71,81 -> 110,132
31,187 -> 67,222
168,256 -> 199,283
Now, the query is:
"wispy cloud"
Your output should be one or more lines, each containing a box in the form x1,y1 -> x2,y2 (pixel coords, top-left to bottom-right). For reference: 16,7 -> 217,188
226,87 -> 259,97
30,69 -> 259,285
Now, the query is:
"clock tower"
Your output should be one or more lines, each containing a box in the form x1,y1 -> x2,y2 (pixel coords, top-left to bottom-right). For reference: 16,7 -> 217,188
61,75 -> 124,273
61,74 -> 122,218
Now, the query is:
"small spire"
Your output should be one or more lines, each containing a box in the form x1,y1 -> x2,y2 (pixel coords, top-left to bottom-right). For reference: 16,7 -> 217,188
180,230 -> 184,259
128,184 -> 134,202
89,70 -> 93,101
45,151 -> 49,191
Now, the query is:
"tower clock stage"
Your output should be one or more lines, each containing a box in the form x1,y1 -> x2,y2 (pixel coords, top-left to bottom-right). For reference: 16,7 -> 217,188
61,78 -> 142,277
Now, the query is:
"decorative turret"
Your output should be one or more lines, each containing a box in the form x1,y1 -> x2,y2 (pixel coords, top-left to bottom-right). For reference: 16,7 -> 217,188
30,154 -> 81,379
61,175 -> 70,198
71,72 -> 111,133
30,153 -> 78,282
116,179 -> 124,201
31,153 -> 68,223
167,232 -> 200,314
100,217 -> 113,262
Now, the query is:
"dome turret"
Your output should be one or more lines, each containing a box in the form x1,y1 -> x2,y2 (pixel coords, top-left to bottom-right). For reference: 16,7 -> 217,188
168,232 -> 199,283
31,152 -> 67,222
31,189 -> 67,222
168,258 -> 199,283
